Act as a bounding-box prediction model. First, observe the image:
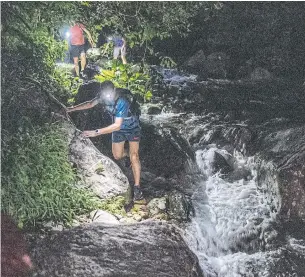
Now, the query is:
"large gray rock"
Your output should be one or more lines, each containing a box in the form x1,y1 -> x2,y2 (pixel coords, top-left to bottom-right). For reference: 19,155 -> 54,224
29,221 -> 204,277
90,210 -> 120,224
250,67 -> 273,80
140,122 -> 193,179
185,49 -> 206,70
257,125 -> 305,220
167,191 -> 193,222
205,52 -> 229,79
185,51 -> 229,79
64,122 -> 129,199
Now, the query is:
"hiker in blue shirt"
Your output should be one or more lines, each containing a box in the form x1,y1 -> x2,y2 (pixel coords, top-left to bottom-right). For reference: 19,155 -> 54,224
66,81 -> 143,201
108,30 -> 127,64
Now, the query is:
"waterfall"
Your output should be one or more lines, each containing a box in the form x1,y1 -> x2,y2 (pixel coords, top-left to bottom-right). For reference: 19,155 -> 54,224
182,146 -> 281,276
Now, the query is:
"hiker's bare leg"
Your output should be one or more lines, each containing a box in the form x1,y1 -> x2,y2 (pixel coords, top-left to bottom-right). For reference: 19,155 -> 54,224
73,57 -> 79,76
80,52 -> 86,71
121,55 -> 127,65
112,141 -> 126,160
129,141 -> 141,186
113,47 -> 120,60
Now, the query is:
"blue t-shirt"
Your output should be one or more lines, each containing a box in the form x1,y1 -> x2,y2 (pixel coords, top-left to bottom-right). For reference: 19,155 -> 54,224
98,96 -> 139,130
110,35 -> 124,47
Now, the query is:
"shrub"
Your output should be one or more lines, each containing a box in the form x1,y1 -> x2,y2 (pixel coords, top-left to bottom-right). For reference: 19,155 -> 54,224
1,121 -> 102,229
52,63 -> 83,104
94,61 -> 153,101
99,196 -> 127,217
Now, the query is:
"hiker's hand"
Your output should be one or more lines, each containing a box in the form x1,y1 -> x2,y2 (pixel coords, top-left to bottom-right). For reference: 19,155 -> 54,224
66,106 -> 74,113
83,130 -> 99,137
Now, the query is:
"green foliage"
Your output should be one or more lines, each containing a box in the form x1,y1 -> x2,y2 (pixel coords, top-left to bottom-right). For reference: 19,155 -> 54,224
1,121 -> 102,228
30,28 -> 67,73
87,2 -> 208,43
99,196 -> 127,217
160,56 -> 177,69
94,162 -> 105,175
83,2 -> 212,63
101,42 -> 114,59
53,64 -> 83,104
1,2 -> 81,78
95,61 -> 153,101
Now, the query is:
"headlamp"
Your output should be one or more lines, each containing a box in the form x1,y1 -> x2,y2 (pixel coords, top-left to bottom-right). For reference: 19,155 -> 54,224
101,88 -> 115,103
65,31 -> 70,38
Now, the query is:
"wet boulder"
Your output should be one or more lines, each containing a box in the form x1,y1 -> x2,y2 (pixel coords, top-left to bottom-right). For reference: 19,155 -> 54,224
145,104 -> 163,115
212,150 -> 234,174
205,52 -> 229,79
63,122 -> 129,199
29,221 -> 204,277
147,197 -> 167,217
167,191 -> 193,222
142,176 -> 173,198
140,122 -> 193,178
257,125 -> 305,220
90,210 -> 120,224
250,67 -> 273,80
184,50 -> 229,79
185,49 -> 206,71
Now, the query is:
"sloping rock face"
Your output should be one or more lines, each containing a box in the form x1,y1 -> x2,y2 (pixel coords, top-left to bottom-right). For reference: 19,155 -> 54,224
60,120 -> 128,199
29,221 -> 204,277
2,76 -> 129,200
257,125 -> 305,220
65,121 -> 129,199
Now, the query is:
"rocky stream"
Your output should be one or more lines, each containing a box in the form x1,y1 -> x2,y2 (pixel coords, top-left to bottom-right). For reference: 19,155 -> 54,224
28,67 -> 305,277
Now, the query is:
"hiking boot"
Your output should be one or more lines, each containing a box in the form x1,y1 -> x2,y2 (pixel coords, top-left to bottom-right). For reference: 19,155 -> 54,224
124,201 -> 134,213
133,185 -> 144,201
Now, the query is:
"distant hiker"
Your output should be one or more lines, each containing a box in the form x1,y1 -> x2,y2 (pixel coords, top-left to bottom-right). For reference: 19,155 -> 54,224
108,30 -> 127,64
66,81 -> 143,201
69,21 -> 95,77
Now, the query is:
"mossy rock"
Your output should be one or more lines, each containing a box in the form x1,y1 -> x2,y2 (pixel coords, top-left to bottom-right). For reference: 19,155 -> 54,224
98,196 -> 127,217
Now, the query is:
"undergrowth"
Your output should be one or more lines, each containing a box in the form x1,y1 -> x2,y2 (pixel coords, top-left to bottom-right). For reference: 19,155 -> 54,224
99,196 -> 127,217
1,121 -> 103,229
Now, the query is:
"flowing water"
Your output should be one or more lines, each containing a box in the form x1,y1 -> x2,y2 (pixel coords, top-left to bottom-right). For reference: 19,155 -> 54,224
185,148 -> 279,277
144,68 -> 305,277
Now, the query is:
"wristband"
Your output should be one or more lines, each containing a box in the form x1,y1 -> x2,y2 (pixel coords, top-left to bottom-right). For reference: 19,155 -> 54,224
95,129 -> 99,134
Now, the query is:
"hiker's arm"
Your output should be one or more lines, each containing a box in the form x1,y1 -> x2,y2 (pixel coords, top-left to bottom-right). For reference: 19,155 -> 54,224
83,117 -> 123,137
66,98 -> 99,113
83,27 -> 95,47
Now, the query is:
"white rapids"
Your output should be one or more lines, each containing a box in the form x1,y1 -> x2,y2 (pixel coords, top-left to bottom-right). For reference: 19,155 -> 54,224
183,147 -> 280,277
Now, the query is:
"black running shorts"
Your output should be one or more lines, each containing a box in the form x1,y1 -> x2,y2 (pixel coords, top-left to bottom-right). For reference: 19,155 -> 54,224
70,44 -> 85,58
112,128 -> 141,143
